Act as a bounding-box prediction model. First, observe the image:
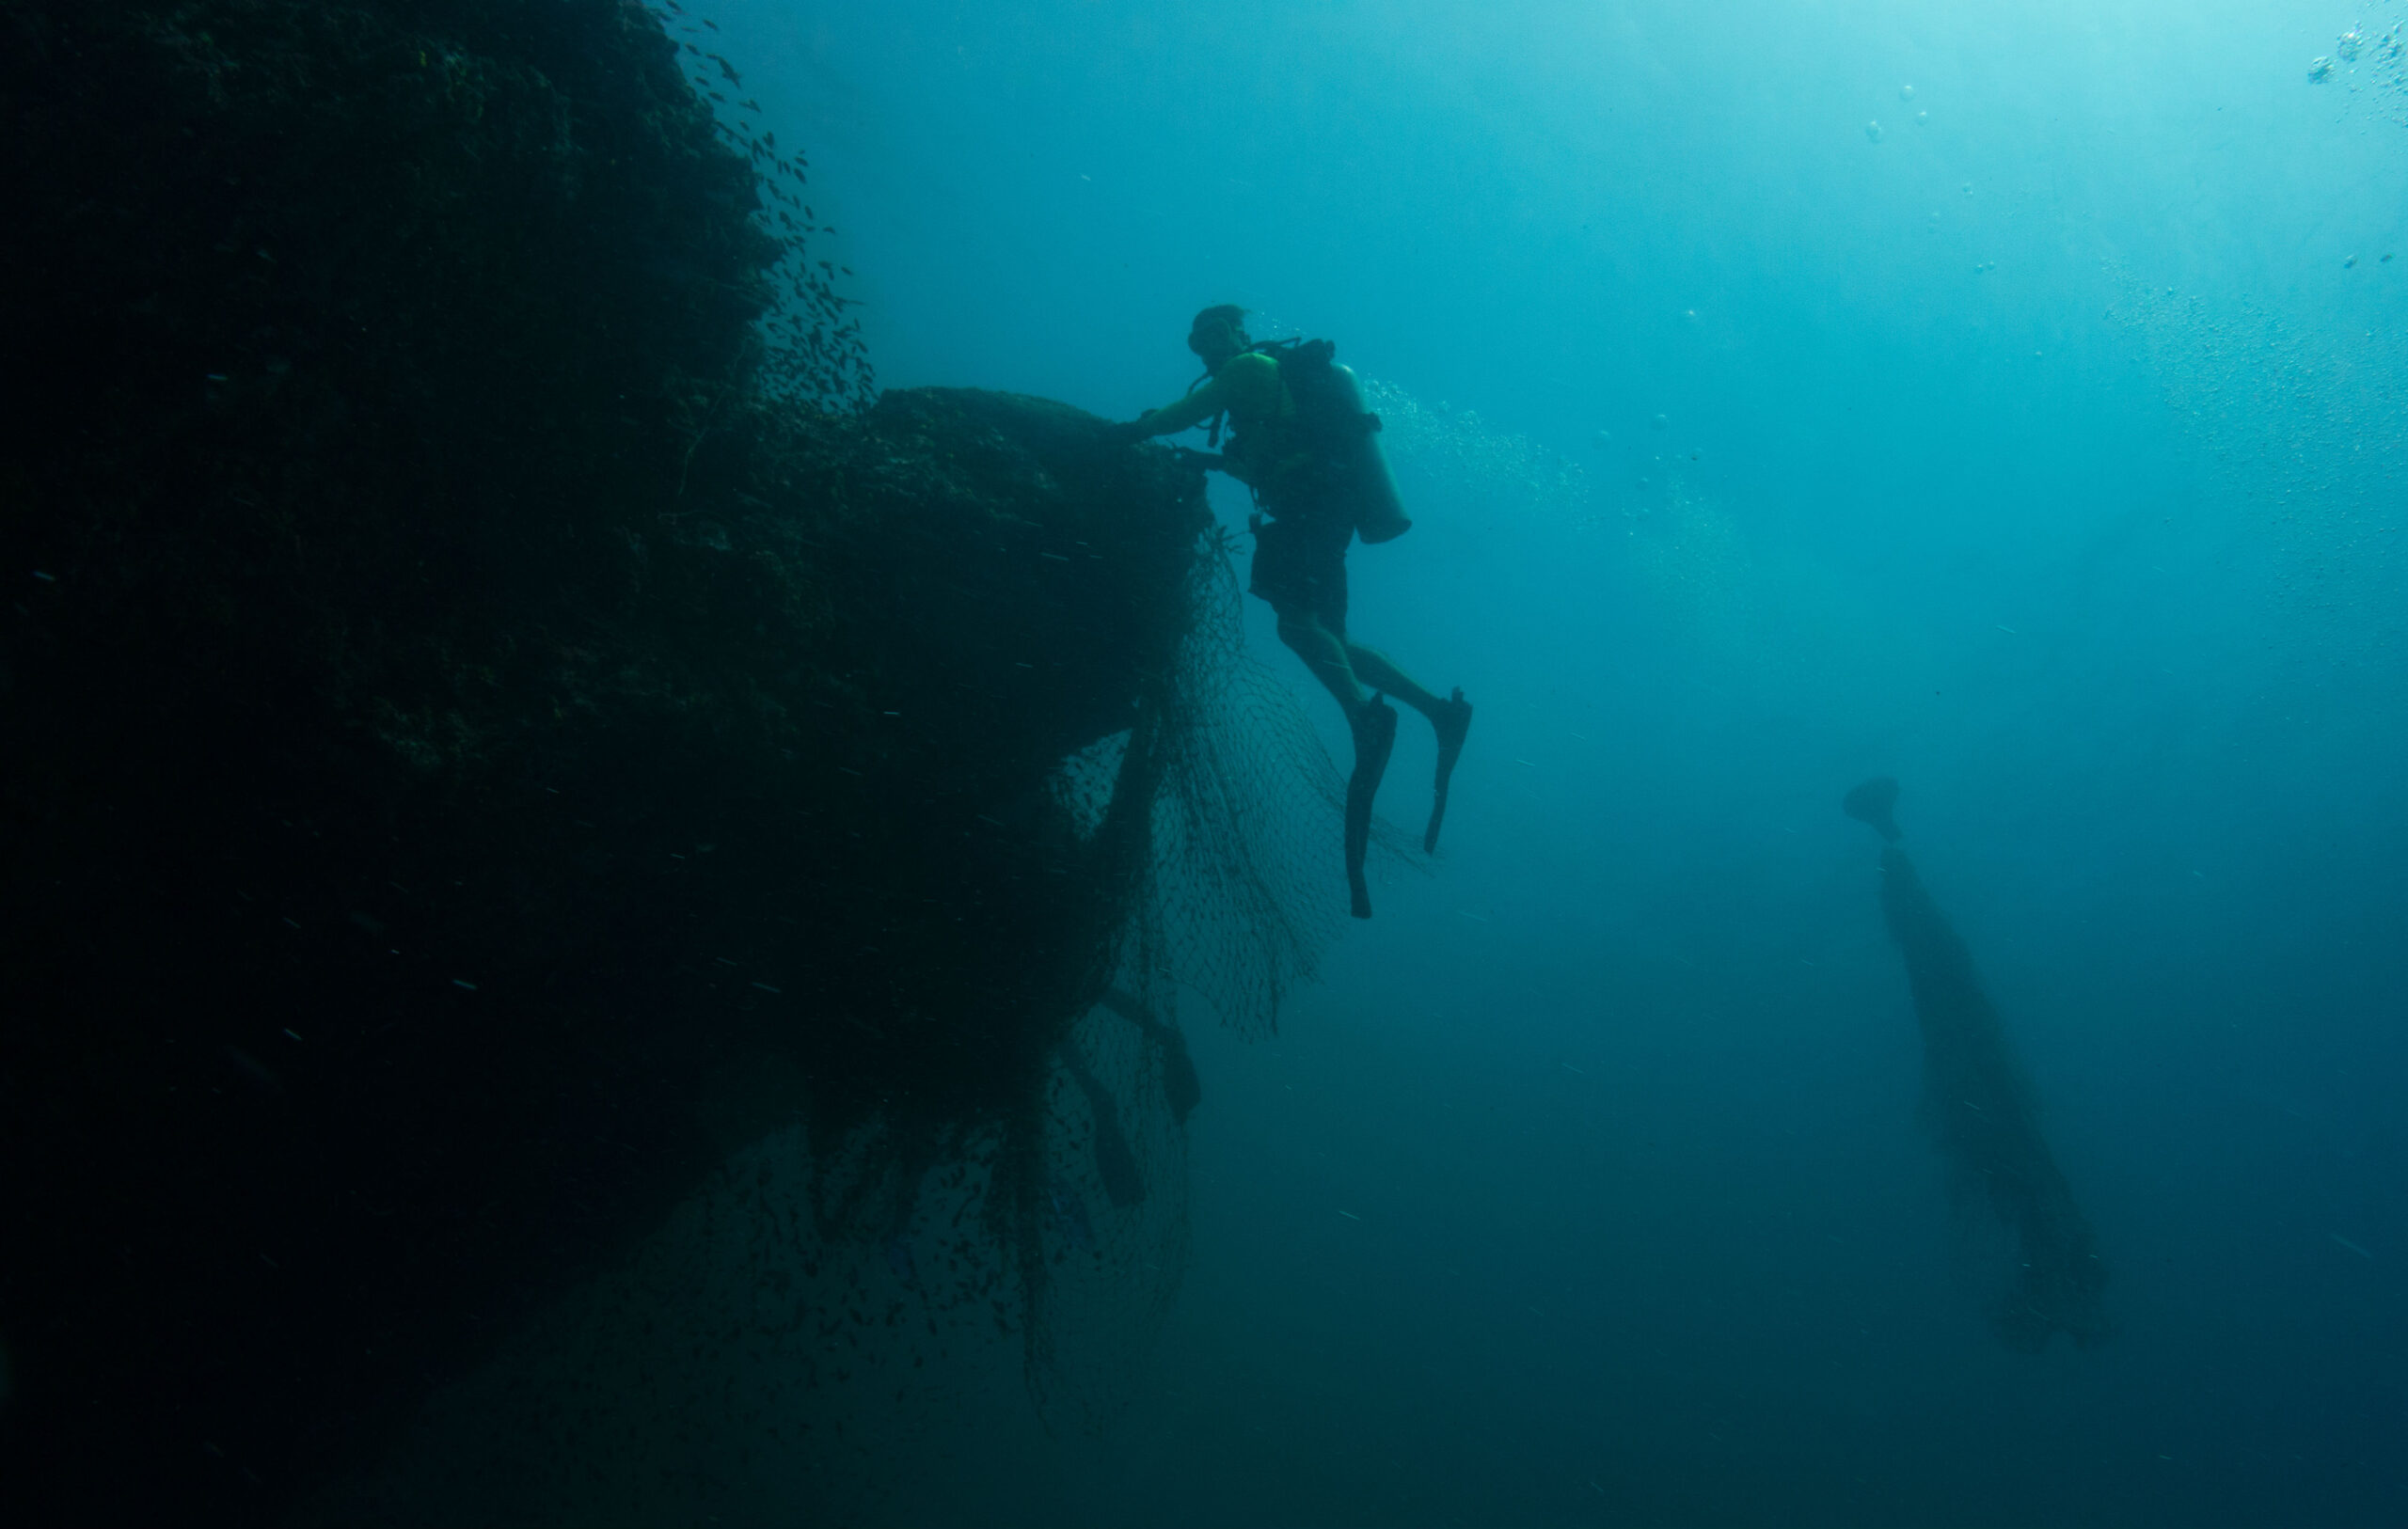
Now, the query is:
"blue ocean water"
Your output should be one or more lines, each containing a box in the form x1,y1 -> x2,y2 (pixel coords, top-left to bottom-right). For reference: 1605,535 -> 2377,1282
618,0 -> 2404,1520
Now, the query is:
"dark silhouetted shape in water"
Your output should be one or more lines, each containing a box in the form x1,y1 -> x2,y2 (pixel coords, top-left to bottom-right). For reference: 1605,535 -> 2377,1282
1101,987 -> 1204,1126
1842,775 -> 1903,843
1846,780 -> 2110,1352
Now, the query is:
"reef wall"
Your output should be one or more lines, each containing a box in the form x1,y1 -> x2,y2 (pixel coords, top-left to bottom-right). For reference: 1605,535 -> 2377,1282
0,1 -> 1219,1519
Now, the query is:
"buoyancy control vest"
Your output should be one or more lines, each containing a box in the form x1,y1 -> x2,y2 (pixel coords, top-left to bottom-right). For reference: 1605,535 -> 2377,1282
1212,338 -> 1413,544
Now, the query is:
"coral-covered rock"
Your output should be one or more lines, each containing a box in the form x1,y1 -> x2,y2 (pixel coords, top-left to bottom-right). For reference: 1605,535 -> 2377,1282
0,0 -> 1212,1519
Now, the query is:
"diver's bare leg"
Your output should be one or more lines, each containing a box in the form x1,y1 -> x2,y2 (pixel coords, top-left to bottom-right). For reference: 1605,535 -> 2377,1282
1279,610 -> 1395,916
1275,611 -> 1368,718
1345,645 -> 1445,719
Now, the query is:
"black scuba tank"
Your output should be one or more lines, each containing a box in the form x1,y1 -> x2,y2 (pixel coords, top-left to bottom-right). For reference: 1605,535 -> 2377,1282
1249,339 -> 1413,544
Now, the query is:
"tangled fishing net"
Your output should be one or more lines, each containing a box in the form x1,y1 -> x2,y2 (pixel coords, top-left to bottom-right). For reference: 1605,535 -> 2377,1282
319,528 -> 1417,1520
996,540 -> 1416,1421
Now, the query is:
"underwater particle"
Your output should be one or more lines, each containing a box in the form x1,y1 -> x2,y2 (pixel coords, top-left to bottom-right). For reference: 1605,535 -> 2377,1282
1865,119 -> 1884,142
452,979 -> 477,991
1900,84 -> 1915,100
1650,413 -> 1668,430
2308,56 -> 2333,82
1916,110 -> 1929,126
2384,253 -> 2396,262
2331,1233 -> 2374,1259
31,570 -> 55,582
1591,429 -> 1612,449
1963,181 -> 1973,195
1683,308 -> 1698,321
2343,254 -> 2358,268
2337,28 -> 2362,62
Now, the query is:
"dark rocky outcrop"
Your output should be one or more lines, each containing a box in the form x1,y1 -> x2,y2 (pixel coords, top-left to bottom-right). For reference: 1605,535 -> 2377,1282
0,1 -> 1212,1520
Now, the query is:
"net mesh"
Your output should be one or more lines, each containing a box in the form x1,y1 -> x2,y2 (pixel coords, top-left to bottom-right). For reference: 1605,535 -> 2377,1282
1877,843 -> 2110,1353
1148,544 -> 1375,1038
793,528 -> 1425,1425
320,527 -> 1423,1518
1016,534 -> 1420,1417
790,511 -> 1420,1428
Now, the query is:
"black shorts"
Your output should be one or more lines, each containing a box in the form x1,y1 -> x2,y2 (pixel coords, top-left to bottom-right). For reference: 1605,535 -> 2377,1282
1248,513 -> 1353,634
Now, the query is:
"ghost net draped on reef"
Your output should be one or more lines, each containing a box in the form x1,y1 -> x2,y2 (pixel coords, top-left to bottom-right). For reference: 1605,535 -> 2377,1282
310,466 -> 1400,1519
782,524 -> 1386,1439
1006,540 -> 1416,1420
1844,779 -> 2110,1353
0,0 -> 1396,1506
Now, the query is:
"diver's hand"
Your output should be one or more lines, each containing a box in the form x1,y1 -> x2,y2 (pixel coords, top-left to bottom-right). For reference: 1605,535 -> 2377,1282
1099,418 -> 1152,448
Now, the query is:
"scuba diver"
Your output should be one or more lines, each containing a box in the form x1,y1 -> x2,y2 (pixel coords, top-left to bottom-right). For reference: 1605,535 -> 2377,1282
1105,305 -> 1473,919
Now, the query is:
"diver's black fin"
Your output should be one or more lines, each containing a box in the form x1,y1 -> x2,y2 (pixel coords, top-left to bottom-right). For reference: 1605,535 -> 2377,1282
1098,988 -> 1201,1124
1061,1043 -> 1145,1206
1159,1027 -> 1202,1125
1346,696 -> 1399,919
1424,687 -> 1473,854
1842,776 -> 1903,843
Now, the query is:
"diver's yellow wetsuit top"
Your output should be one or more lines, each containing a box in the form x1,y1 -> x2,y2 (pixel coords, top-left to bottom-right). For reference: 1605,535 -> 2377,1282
1133,352 -> 1293,485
